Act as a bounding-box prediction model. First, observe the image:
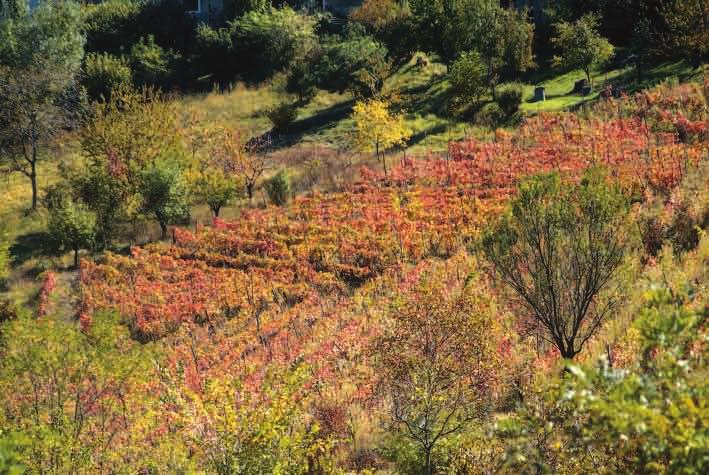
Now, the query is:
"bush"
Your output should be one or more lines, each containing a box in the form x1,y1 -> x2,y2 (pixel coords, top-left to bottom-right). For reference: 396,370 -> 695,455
349,0 -> 417,63
83,52 -> 132,101
194,24 -> 235,84
266,102 -> 298,131
475,102 -> 505,129
129,35 -> 179,89
83,0 -> 141,55
496,83 -> 524,117
264,171 -> 291,206
450,51 -> 487,111
298,25 -> 390,98
230,6 -> 317,79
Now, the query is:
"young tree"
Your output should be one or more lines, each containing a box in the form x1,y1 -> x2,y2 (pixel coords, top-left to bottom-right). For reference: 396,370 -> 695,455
193,169 -> 241,217
48,199 -> 97,267
212,128 -> 269,203
138,158 -> 191,239
181,365 -> 334,474
482,169 -> 632,360
552,14 -> 614,87
373,259 -> 503,475
352,99 -> 411,177
0,0 -> 85,210
449,50 -> 488,110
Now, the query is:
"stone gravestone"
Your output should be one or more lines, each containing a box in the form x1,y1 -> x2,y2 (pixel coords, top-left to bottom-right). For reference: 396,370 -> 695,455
581,85 -> 592,96
534,86 -> 546,102
573,78 -> 588,94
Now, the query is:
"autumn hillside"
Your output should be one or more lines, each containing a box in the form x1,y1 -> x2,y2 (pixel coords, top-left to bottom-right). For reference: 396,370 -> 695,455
1,1 -> 708,473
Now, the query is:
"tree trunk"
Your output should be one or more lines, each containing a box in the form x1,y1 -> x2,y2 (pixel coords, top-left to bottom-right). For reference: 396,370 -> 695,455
30,147 -> 38,211
246,183 -> 254,203
425,448 -> 433,475
159,220 -> 168,239
74,248 -> 79,268
212,205 -> 221,217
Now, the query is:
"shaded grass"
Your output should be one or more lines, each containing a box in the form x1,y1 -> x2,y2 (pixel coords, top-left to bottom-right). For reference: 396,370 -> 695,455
179,57 -> 704,156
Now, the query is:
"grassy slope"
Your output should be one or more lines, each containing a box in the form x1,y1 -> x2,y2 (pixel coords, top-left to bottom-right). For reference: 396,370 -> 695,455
181,58 -> 704,155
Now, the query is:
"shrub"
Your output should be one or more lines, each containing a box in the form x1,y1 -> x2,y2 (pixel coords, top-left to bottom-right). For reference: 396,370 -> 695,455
496,83 -> 524,117
310,26 -> 390,98
264,171 -> 291,206
474,102 -> 505,129
194,24 -> 235,84
83,52 -> 132,101
129,35 -> 179,89
83,0 -> 141,55
450,51 -> 487,111
266,102 -> 298,131
349,0 -> 416,63
230,6 -> 317,79
224,0 -> 269,20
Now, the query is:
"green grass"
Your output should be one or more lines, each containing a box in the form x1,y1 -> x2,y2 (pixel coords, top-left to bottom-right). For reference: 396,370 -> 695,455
521,60 -> 704,114
179,57 -> 704,156
0,159 -> 68,307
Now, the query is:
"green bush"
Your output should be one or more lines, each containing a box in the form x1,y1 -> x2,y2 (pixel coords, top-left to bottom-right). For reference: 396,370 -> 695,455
230,6 -> 317,79
496,83 -> 524,117
129,35 -> 179,89
449,50 -> 487,111
475,102 -> 505,129
293,25 -> 390,99
224,0 -> 269,20
83,0 -> 141,55
266,102 -> 298,131
84,0 -> 196,58
194,24 -> 235,84
83,52 -> 132,101
264,171 -> 291,206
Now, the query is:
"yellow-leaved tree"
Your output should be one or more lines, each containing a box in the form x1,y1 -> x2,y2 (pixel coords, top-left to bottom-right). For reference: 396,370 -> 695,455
352,99 -> 411,176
